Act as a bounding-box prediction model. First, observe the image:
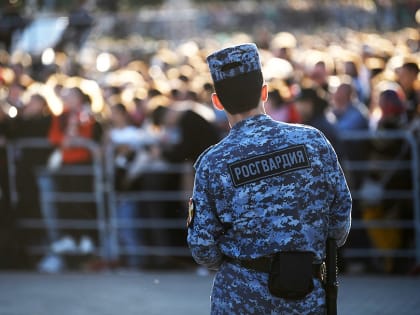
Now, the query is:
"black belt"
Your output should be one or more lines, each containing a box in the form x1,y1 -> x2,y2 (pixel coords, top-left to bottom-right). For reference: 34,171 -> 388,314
225,256 -> 324,280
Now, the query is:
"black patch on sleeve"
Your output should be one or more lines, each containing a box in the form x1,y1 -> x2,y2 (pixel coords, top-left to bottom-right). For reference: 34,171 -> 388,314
228,145 -> 311,187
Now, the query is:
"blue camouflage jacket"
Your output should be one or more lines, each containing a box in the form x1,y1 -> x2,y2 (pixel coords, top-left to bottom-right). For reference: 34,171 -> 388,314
187,114 -> 352,270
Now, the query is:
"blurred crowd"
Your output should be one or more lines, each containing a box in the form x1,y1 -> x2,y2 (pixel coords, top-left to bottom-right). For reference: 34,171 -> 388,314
0,1 -> 419,273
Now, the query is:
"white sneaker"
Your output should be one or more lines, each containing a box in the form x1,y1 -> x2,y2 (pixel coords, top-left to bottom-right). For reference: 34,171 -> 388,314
51,236 -> 77,254
37,254 -> 65,273
79,236 -> 95,255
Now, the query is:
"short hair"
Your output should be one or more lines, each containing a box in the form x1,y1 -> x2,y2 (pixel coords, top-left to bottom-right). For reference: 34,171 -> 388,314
214,70 -> 263,114
151,105 -> 169,126
402,62 -> 419,75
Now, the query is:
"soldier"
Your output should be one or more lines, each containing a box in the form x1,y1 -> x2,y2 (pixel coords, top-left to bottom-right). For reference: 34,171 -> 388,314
187,43 -> 352,314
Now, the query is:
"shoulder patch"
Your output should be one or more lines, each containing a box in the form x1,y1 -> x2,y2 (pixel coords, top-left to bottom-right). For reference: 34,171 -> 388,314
228,145 -> 311,187
186,198 -> 195,228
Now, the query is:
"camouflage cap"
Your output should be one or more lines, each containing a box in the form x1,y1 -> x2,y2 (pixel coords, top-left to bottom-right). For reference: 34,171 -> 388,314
207,43 -> 262,83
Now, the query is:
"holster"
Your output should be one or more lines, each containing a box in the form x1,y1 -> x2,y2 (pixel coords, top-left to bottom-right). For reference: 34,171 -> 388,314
268,251 -> 315,299
225,252 -> 321,300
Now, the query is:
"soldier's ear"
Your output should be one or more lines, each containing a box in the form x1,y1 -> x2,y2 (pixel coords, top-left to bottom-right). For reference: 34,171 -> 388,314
261,84 -> 268,102
212,93 -> 224,111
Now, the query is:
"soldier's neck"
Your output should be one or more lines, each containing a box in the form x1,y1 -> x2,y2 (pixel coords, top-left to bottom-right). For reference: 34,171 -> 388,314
227,104 -> 266,127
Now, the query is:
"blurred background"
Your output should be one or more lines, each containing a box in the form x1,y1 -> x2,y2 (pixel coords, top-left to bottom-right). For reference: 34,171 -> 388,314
0,0 -> 419,278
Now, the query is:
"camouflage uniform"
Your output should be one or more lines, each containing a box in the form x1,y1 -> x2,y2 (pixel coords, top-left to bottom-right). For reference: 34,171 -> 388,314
187,115 -> 352,314
187,43 -> 352,315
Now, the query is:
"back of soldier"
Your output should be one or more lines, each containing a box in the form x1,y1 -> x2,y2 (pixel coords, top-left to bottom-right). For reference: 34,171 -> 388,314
196,117 -> 337,314
187,43 -> 351,315
205,117 -> 335,260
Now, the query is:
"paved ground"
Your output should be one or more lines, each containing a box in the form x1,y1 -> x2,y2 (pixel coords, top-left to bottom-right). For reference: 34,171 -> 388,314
0,271 -> 419,315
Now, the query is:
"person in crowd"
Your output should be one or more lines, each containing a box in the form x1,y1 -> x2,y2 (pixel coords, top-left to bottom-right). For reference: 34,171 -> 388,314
331,80 -> 371,273
343,59 -> 369,105
106,103 -> 158,269
361,89 -> 413,273
331,81 -> 370,163
395,61 -> 420,122
37,86 -> 102,273
264,82 -> 300,124
269,32 -> 297,64
295,87 -> 342,155
47,86 -> 102,168
139,103 -> 221,261
12,94 -> 53,215
0,65 -> 31,267
12,93 -> 52,138
7,94 -> 53,266
310,61 -> 330,93
153,103 -> 221,164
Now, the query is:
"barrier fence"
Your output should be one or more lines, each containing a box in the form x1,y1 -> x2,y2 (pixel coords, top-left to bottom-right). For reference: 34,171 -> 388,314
339,130 -> 420,264
6,138 -> 108,258
104,142 -> 193,259
2,130 -> 420,267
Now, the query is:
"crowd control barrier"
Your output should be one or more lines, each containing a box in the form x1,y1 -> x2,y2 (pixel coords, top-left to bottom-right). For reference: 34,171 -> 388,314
104,142 -> 193,261
339,130 -> 420,264
7,138 -> 107,258
4,129 -> 420,267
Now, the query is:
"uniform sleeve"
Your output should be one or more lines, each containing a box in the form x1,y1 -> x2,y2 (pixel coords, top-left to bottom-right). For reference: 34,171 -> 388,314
187,157 -> 224,270
325,137 -> 352,247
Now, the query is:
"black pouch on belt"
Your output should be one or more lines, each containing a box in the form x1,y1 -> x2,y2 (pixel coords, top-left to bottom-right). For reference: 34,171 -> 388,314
268,251 -> 314,299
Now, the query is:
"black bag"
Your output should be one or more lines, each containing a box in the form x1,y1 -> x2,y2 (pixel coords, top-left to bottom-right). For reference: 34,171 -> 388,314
268,251 -> 314,299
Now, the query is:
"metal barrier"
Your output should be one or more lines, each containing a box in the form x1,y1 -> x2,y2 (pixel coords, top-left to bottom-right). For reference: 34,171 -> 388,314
339,130 -> 420,264
6,138 -> 51,209
104,130 -> 420,265
6,138 -> 108,258
104,142 -> 193,260
4,130 -> 420,267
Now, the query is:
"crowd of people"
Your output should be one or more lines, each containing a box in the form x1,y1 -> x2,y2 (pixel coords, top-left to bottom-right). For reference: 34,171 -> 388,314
0,6 -> 419,273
